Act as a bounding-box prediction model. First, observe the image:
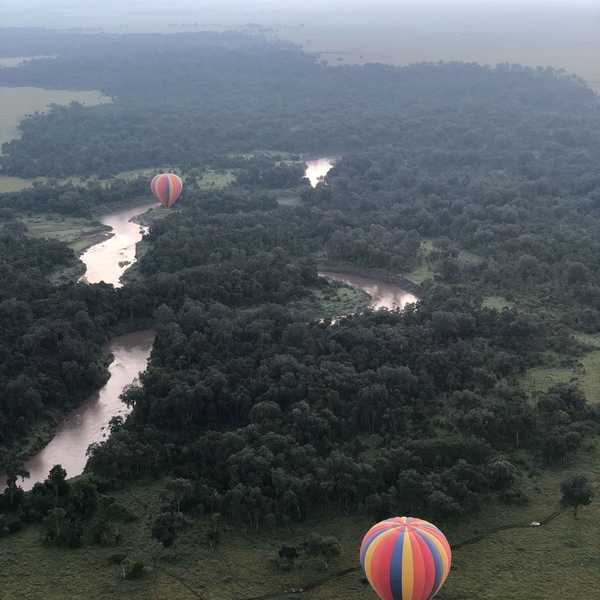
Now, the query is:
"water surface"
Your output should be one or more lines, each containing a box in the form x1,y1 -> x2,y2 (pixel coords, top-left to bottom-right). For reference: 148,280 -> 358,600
319,271 -> 418,311
305,157 -> 335,188
79,203 -> 154,287
18,330 -> 154,491
4,202 -> 156,490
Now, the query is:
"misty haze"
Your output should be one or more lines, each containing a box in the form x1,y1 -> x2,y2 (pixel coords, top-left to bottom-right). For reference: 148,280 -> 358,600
0,1 -> 599,599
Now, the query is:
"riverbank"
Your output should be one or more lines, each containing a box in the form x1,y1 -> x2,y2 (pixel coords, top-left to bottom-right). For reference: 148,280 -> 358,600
2,439 -> 599,599
3,199 -> 156,488
17,330 -> 155,491
3,346 -> 113,474
317,261 -> 423,296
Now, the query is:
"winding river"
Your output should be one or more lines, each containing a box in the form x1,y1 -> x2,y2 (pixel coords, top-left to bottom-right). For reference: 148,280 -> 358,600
306,159 -> 418,311
19,330 -> 154,491
319,271 -> 418,311
79,203 -> 154,287
12,203 -> 156,490
12,162 -> 413,490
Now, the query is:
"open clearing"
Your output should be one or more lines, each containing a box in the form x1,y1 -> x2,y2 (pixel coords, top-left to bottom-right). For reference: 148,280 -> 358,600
522,333 -> 600,404
23,214 -> 109,254
483,296 -> 515,310
0,86 -> 111,148
0,168 -> 235,195
279,24 -> 600,92
1,441 -> 599,600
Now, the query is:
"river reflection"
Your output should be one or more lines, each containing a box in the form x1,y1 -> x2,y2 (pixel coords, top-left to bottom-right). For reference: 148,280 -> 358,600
4,199 -> 157,491
319,271 -> 418,311
305,157 -> 335,188
79,203 -> 155,287
16,330 -> 155,491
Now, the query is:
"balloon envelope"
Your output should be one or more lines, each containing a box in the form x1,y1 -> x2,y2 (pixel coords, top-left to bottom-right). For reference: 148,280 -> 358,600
151,173 -> 183,208
360,517 -> 451,600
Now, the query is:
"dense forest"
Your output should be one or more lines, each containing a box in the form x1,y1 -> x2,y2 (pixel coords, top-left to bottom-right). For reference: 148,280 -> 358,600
1,29 -> 600,561
0,225 -> 109,448
0,31 -> 596,177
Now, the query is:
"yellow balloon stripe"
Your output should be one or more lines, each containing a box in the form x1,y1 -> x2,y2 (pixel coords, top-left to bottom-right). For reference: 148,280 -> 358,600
402,531 -> 414,600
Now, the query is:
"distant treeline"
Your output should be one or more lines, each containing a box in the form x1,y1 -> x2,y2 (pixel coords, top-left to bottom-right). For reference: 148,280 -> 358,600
0,31 -> 596,176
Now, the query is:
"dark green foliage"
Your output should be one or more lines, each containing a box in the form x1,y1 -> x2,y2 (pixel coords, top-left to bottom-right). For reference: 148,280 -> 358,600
42,507 -> 83,548
87,284 -> 596,525
2,30 -> 600,546
560,475 -> 593,517
1,177 -> 149,217
0,226 -> 111,449
0,32 -> 594,177
120,558 -> 146,580
151,511 -> 186,548
302,533 -> 342,562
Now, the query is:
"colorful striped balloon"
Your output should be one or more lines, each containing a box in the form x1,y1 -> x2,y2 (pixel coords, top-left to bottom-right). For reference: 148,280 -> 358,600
360,517 -> 452,600
150,173 -> 183,208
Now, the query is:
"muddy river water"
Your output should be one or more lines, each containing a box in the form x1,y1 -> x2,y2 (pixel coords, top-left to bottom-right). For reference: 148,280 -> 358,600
12,163 -> 416,489
319,271 -> 418,311
9,204 -> 155,489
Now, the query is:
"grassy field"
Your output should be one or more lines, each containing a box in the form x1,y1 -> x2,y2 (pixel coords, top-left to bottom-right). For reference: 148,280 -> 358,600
0,166 -> 236,195
404,239 -> 434,285
289,282 -> 370,321
403,239 -> 484,286
279,21 -> 600,92
1,440 -> 599,600
0,86 -> 111,148
0,175 -> 93,194
404,262 -> 434,285
482,296 -> 515,311
0,175 -> 33,193
195,169 -> 236,189
23,214 -> 109,254
521,332 -> 600,404
0,167 -> 236,197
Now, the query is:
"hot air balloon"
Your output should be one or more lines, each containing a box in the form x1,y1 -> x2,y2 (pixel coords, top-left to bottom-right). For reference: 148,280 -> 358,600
150,173 -> 183,208
360,517 -> 452,600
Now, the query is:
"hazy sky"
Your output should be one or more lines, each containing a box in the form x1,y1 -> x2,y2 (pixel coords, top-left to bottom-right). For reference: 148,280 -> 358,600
2,0 -> 599,86
2,1 -> 599,31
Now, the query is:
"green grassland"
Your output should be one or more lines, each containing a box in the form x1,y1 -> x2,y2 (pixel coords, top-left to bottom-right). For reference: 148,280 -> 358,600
403,240 -> 484,286
404,262 -> 434,285
0,176 -> 35,193
0,168 -> 235,196
0,85 -> 111,194
23,214 -> 109,253
522,333 -> 600,404
280,24 -> 600,92
482,296 -> 515,311
404,239 -> 434,285
194,169 -> 236,189
0,86 -> 111,148
1,440 -> 599,600
0,175 -> 93,194
291,283 -> 371,320
21,214 -> 110,283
